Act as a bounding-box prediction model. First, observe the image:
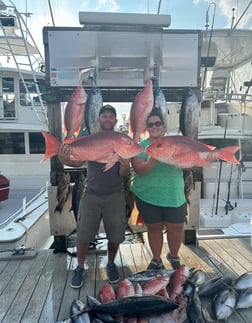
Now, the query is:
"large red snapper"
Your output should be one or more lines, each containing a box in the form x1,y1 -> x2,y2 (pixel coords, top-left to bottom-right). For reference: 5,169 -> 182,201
167,264 -> 190,301
64,86 -> 87,141
145,135 -> 240,169
117,278 -> 135,298
98,282 -> 116,304
41,131 -> 142,171
129,79 -> 153,142
142,276 -> 170,295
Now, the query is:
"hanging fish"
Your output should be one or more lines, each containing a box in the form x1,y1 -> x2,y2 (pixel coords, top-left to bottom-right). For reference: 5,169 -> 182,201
64,86 -> 87,142
179,88 -> 201,139
153,77 -> 169,133
179,89 -> 201,204
129,79 -> 153,142
54,172 -> 71,213
84,74 -> 103,135
71,172 -> 86,220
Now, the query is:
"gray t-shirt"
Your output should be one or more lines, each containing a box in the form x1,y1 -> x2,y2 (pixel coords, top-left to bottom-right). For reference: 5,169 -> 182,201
86,161 -> 124,195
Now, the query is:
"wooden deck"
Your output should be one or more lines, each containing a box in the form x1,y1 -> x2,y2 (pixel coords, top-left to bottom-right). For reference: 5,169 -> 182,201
0,234 -> 251,323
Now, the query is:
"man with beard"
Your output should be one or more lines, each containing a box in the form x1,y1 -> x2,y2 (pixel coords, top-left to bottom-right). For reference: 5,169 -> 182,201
58,105 -> 130,288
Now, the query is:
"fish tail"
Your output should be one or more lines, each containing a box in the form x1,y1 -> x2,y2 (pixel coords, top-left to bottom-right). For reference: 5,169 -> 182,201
41,131 -> 61,162
218,146 -> 240,164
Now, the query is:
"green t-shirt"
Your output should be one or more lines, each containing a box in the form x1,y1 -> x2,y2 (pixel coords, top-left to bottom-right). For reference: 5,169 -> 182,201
130,138 -> 186,207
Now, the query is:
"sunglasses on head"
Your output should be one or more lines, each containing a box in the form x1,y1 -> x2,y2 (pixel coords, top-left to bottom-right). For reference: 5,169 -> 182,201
147,121 -> 162,128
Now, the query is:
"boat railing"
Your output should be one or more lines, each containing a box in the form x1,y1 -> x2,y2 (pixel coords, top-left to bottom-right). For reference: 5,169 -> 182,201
0,3 -> 48,124
0,185 -> 48,228
203,90 -> 252,103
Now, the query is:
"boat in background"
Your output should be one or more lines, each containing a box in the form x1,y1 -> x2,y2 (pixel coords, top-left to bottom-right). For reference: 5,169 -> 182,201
0,1 -> 51,251
180,24 -> 252,241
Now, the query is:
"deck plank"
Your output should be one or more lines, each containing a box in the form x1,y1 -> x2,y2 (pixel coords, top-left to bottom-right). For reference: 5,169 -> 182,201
39,252 -> 73,323
1,251 -> 49,323
0,258 -> 35,322
0,236 -> 251,322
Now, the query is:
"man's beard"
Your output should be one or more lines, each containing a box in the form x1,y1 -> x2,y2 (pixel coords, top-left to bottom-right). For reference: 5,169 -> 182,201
100,123 -> 114,131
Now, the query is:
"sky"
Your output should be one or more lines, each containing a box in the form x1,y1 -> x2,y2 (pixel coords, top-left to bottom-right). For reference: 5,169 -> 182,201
6,0 -> 252,53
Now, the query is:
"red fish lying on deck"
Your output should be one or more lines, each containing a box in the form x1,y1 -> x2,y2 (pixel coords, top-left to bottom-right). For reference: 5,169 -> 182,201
41,131 -> 142,171
145,135 -> 240,169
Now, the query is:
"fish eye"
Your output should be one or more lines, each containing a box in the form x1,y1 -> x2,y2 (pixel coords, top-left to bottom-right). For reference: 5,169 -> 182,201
157,143 -> 162,148
127,141 -> 133,145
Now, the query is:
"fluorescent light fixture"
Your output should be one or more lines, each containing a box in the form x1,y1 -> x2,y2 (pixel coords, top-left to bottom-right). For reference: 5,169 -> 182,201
79,12 -> 171,28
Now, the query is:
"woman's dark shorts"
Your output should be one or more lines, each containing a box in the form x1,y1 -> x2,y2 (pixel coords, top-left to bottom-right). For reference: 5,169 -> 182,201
135,196 -> 187,224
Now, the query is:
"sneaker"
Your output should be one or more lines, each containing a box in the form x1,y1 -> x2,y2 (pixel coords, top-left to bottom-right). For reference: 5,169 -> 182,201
106,262 -> 119,283
166,253 -> 181,270
147,258 -> 165,270
71,266 -> 85,288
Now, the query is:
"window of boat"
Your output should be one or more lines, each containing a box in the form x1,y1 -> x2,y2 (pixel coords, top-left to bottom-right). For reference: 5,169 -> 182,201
1,77 -> 15,118
19,79 -> 45,106
199,138 -> 252,162
0,133 -> 25,154
29,132 -> 46,154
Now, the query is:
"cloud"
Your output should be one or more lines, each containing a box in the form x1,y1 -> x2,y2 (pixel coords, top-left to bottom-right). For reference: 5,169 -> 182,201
216,0 -> 252,28
81,0 -> 120,12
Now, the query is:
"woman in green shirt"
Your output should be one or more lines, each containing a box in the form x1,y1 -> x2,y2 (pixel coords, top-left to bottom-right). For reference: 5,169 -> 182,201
130,108 -> 187,270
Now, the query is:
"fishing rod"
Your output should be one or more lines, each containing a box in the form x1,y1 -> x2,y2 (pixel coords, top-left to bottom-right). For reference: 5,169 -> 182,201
224,164 -> 234,215
215,120 -> 227,215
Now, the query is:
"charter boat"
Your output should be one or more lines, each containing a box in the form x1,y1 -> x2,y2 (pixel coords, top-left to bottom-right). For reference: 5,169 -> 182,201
0,1 -> 51,251
185,25 -> 252,242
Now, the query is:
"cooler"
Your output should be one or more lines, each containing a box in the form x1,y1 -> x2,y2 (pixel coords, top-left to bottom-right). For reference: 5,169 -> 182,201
0,174 -> 10,202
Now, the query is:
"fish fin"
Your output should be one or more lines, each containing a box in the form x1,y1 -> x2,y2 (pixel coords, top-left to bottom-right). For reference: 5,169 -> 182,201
103,162 -> 116,172
218,146 -> 240,164
41,131 -> 61,162
136,213 -> 145,225
204,143 -> 216,150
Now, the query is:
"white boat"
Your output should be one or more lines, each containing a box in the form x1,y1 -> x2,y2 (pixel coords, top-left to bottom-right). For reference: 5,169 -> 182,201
185,26 -> 252,242
0,1 -> 51,251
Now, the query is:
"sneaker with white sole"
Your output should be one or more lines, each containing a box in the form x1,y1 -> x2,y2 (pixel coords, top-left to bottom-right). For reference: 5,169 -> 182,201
147,258 -> 165,270
166,253 -> 181,270
71,266 -> 85,288
106,262 -> 119,283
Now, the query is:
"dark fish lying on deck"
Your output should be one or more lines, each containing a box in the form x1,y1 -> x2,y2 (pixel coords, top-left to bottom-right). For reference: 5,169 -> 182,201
186,285 -> 204,323
198,276 -> 233,297
235,287 -> 252,309
127,269 -> 173,282
70,299 -> 90,323
183,268 -> 207,297
86,295 -> 117,323
212,287 -> 236,320
89,295 -> 179,317
233,271 -> 252,290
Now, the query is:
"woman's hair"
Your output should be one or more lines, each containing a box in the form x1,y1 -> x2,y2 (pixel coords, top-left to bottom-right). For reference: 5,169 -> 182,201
146,107 -> 164,125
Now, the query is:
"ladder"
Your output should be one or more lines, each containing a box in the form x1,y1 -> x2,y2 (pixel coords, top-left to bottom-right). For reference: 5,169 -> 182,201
0,1 -> 48,124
